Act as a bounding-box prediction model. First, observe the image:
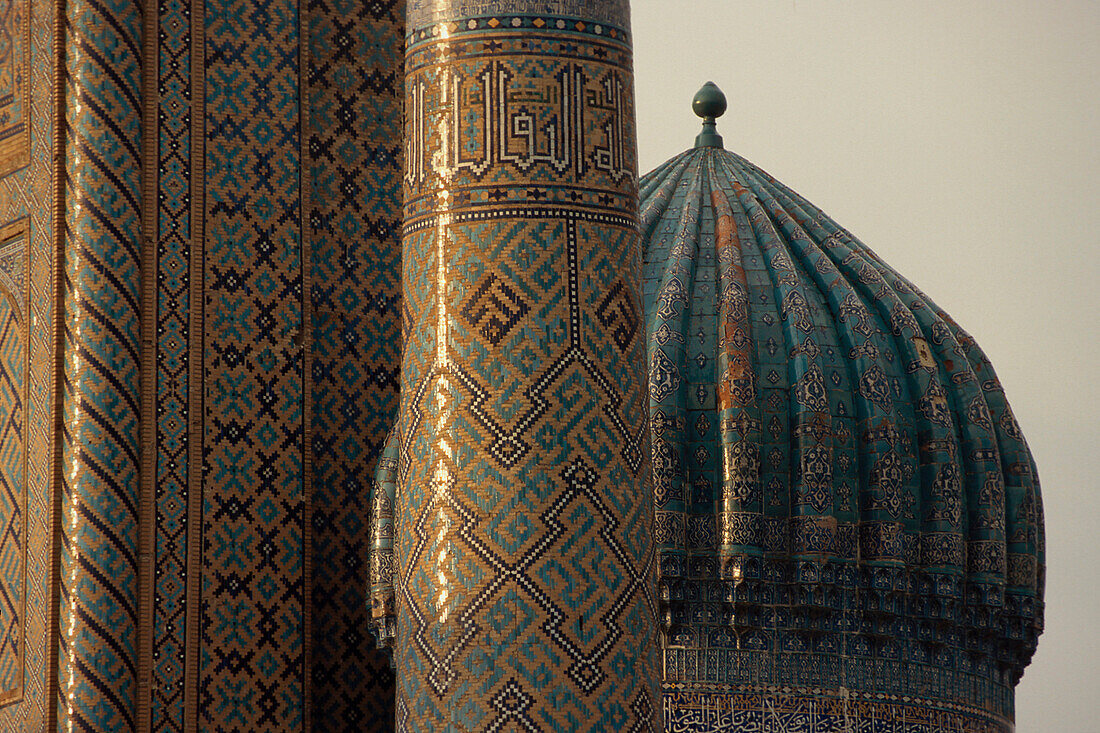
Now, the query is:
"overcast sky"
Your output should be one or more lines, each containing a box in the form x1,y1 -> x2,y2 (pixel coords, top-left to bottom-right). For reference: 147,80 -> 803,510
631,2 -> 1099,729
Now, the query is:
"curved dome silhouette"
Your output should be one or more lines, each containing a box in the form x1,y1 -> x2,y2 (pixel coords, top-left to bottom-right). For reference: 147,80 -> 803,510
640,84 -> 1043,722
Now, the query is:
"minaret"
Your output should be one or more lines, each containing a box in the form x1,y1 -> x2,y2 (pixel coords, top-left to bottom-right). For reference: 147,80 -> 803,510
388,0 -> 659,728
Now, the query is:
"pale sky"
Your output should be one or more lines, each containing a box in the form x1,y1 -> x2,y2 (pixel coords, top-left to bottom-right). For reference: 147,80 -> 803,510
632,2 -> 1099,730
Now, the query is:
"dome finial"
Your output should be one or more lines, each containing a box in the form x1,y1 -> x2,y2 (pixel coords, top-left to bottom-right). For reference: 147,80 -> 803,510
692,81 -> 726,149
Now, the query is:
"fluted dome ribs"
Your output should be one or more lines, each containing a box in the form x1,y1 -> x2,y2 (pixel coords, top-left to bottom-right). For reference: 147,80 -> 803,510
641,146 -> 1043,712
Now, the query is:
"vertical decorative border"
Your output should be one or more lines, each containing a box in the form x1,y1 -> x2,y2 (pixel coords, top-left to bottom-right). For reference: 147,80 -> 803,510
0,5 -> 72,728
137,0 -> 159,723
182,0 -> 204,725
148,0 -> 197,723
47,0 -> 67,725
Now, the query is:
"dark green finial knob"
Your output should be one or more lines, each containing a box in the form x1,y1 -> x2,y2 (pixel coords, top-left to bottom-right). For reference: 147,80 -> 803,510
693,81 -> 726,149
693,81 -> 727,120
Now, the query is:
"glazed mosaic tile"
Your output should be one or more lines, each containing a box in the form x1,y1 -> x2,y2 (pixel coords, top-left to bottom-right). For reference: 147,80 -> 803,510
41,0 -> 409,728
0,0 -> 1045,729
197,0 -> 309,726
406,0 -> 631,28
150,0 -> 194,725
663,688 -> 1013,733
144,0 -> 406,729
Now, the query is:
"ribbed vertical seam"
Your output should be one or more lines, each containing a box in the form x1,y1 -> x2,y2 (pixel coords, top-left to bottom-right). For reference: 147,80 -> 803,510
137,0 -> 159,725
46,0 -> 68,727
182,0 -> 205,725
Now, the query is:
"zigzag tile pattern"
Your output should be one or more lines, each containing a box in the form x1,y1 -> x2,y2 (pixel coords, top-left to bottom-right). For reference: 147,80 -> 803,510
198,0 -> 306,727
57,0 -> 144,728
306,0 -> 403,729
0,272 -> 25,702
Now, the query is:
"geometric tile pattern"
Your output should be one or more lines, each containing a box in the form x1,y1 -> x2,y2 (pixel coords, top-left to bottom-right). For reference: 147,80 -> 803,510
386,5 -> 659,729
146,0 -> 406,728
58,0 -> 144,728
640,143 -> 1044,726
198,0 -> 306,727
0,0 -> 406,728
0,222 -> 25,706
151,0 -> 195,725
0,0 -> 29,176
306,0 -> 403,729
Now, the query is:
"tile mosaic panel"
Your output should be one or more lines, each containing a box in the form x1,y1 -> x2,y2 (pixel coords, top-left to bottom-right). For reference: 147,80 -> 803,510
0,0 -> 64,726
0,0 -> 1043,728
0,0 -> 29,175
147,0 -> 407,728
406,0 -> 630,28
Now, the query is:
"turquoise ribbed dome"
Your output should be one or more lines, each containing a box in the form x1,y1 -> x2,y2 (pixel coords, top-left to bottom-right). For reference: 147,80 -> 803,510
639,128 -> 1044,709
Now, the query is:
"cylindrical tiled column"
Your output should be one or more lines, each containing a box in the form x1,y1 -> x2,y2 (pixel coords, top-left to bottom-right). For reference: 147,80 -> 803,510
394,1 -> 659,728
